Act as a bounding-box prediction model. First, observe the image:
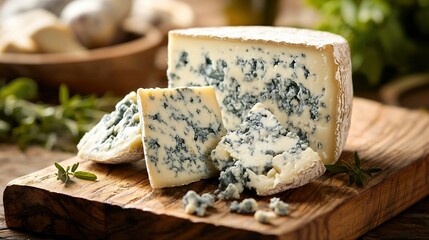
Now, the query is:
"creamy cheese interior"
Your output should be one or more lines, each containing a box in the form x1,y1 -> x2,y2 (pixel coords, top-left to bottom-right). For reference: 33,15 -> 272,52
212,103 -> 325,196
77,91 -> 143,164
137,87 -> 226,188
167,26 -> 353,164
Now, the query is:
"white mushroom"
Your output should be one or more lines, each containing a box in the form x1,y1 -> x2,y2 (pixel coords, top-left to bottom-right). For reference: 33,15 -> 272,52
60,0 -> 120,48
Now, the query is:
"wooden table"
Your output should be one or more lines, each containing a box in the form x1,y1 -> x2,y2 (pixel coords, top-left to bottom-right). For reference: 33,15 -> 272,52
0,145 -> 73,239
0,143 -> 428,239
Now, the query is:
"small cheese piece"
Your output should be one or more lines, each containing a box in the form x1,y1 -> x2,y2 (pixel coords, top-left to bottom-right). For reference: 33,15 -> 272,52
0,9 -> 57,53
77,91 -> 143,164
30,24 -> 86,53
182,190 -> 215,217
216,163 -> 247,198
217,183 -> 240,200
230,198 -> 258,214
0,37 -> 37,54
213,103 -> 325,196
269,197 -> 289,216
254,210 -> 277,224
0,9 -> 85,54
167,26 -> 353,164
137,87 -> 226,188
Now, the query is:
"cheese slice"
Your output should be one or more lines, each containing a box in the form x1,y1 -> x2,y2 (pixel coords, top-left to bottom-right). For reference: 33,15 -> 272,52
0,9 -> 85,54
77,91 -> 144,164
0,9 -> 57,53
30,24 -> 86,53
0,37 -> 37,54
167,26 -> 353,164
137,87 -> 226,188
212,103 -> 325,196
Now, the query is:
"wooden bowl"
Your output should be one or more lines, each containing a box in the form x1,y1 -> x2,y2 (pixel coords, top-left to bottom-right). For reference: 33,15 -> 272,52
380,73 -> 429,109
0,28 -> 166,95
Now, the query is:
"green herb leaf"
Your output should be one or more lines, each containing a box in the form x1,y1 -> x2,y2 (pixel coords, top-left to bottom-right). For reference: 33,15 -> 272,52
325,152 -> 381,187
54,162 -> 69,183
0,78 -> 37,100
54,162 -> 66,172
324,164 -> 348,173
0,77 -> 117,151
364,168 -> 382,177
74,171 -> 97,181
71,162 -> 79,172
355,175 -> 365,187
54,162 -> 97,183
354,151 -> 361,168
58,171 -> 69,183
59,84 -> 70,106
348,173 -> 356,186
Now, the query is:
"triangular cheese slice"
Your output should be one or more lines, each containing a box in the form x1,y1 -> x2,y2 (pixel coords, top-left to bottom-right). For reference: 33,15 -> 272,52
77,91 -> 144,164
137,87 -> 226,188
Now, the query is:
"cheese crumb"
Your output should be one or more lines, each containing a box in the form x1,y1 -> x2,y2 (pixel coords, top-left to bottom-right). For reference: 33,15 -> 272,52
182,190 -> 215,217
254,210 -> 277,224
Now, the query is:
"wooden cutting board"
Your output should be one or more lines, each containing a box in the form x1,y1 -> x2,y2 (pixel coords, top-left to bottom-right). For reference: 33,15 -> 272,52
3,98 -> 429,240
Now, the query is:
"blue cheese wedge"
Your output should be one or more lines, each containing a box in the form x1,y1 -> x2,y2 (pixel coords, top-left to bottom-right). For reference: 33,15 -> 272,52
137,87 -> 226,188
77,91 -> 143,164
213,103 -> 325,196
167,26 -> 353,164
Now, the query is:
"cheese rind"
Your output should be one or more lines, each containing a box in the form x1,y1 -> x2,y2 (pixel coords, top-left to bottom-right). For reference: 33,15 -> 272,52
137,87 -> 226,188
77,91 -> 143,164
167,26 -> 353,164
213,103 -> 325,196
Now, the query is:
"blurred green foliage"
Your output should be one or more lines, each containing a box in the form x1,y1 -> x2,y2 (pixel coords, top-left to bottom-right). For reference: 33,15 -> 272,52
0,78 -> 118,151
224,0 -> 279,25
307,0 -> 429,87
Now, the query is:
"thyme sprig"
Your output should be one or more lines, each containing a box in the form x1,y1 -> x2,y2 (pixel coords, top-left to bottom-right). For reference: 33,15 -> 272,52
0,78 -> 118,151
325,152 -> 382,187
54,162 -> 97,184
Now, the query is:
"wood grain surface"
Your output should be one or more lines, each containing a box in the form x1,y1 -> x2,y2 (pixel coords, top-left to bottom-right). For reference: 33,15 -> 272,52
3,97 -> 429,239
